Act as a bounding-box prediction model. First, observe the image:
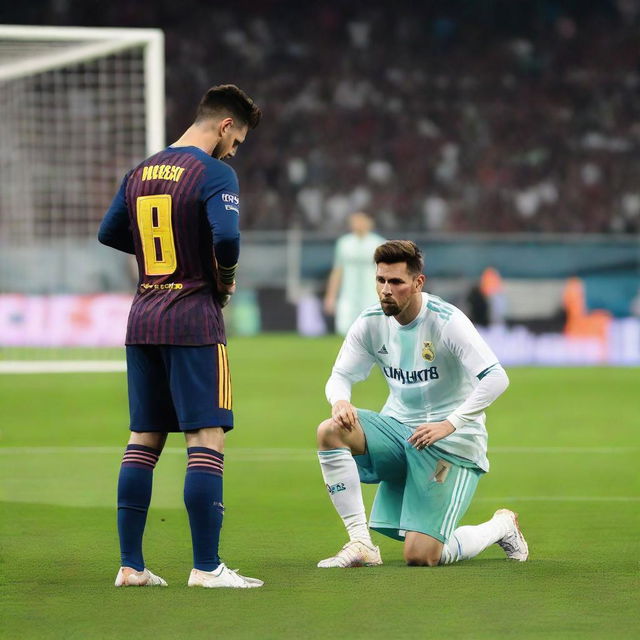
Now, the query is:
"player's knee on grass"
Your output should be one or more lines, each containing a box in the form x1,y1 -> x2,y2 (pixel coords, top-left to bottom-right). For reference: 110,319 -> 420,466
404,553 -> 440,567
317,418 -> 349,450
404,533 -> 443,567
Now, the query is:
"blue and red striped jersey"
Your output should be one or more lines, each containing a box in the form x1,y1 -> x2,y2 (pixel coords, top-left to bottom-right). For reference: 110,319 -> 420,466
99,146 -> 240,345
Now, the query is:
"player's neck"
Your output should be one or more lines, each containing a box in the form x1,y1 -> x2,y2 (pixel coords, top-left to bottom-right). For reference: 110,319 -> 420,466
171,124 -> 219,156
394,293 -> 423,326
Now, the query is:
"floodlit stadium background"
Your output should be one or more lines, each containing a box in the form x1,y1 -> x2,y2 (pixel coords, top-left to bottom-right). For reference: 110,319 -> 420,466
0,0 -> 639,367
1,4 -> 639,639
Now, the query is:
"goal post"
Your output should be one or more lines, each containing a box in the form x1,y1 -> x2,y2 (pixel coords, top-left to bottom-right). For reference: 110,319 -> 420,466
0,25 -> 165,368
0,25 -> 164,155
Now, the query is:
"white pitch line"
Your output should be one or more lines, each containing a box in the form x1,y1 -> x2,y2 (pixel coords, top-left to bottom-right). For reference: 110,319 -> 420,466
475,496 -> 640,503
0,361 -> 126,374
0,446 -> 314,461
490,446 -> 638,454
0,446 -> 636,456
0,448 -> 637,503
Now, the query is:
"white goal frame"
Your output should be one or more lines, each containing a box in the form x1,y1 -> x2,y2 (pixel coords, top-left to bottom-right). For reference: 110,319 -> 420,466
0,24 -> 165,156
0,25 -> 165,370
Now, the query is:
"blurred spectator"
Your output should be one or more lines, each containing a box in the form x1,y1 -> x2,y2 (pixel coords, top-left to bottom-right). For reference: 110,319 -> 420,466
323,212 -> 385,335
15,0 -> 640,235
480,267 -> 508,327
562,277 -> 612,354
466,283 -> 490,328
629,286 -> 640,317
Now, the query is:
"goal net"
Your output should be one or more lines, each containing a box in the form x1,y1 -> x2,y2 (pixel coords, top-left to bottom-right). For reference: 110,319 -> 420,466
0,26 -> 164,370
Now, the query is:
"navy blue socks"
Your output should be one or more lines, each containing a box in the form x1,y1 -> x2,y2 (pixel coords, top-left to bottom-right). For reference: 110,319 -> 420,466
183,447 -> 224,571
117,444 -> 160,571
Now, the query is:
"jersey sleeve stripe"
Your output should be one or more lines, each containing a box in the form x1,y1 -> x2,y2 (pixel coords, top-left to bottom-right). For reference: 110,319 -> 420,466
477,362 -> 500,380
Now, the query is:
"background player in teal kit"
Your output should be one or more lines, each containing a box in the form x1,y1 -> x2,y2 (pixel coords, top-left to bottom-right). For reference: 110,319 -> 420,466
324,212 -> 386,335
316,240 -> 529,568
99,84 -> 263,588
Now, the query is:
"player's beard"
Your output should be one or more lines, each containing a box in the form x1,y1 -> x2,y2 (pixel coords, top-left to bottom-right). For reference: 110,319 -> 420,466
380,299 -> 401,316
211,141 -> 224,159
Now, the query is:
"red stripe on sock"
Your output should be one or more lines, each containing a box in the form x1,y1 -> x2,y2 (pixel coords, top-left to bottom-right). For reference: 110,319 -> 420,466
123,450 -> 158,459
189,455 -> 224,467
187,460 -> 223,470
122,453 -> 158,467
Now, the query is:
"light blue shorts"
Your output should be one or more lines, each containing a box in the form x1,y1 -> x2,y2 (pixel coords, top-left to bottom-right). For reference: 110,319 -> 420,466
355,409 -> 483,543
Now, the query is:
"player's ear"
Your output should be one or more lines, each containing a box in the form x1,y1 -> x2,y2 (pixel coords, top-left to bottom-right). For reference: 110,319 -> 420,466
219,117 -> 233,135
415,274 -> 426,291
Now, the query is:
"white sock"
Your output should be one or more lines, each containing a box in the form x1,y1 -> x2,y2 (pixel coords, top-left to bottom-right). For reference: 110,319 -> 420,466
440,515 -> 509,565
318,448 -> 371,544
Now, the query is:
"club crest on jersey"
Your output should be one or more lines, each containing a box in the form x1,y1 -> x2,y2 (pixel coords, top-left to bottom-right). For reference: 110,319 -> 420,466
422,341 -> 435,362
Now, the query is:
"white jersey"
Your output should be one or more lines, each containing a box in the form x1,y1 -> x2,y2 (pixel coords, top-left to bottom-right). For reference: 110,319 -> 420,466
326,293 -> 502,471
333,232 -> 386,334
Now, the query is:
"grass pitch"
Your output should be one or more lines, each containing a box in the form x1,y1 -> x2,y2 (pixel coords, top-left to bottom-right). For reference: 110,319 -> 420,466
1,335 -> 638,639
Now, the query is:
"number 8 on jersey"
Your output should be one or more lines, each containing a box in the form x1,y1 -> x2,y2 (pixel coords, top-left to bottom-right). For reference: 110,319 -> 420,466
136,194 -> 177,276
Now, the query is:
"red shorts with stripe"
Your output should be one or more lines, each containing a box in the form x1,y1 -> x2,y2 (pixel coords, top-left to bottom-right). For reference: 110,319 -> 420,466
126,344 -> 233,432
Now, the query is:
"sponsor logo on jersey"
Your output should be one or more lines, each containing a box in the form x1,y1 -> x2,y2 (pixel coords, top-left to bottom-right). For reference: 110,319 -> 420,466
422,341 -> 435,361
140,282 -> 184,291
377,344 -> 388,355
383,366 -> 439,384
221,193 -> 240,205
326,482 -> 346,495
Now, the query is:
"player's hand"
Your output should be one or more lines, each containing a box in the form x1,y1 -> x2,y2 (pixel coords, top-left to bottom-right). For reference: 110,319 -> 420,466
407,420 -> 455,450
216,280 -> 236,308
331,400 -> 359,432
218,294 -> 232,308
323,295 -> 336,316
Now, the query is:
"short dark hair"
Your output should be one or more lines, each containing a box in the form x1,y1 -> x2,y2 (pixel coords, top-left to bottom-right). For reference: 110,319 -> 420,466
195,84 -> 261,129
374,240 -> 424,275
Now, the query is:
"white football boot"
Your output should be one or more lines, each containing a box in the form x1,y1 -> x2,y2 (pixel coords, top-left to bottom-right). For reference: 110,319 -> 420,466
317,539 -> 383,568
493,509 -> 529,561
188,563 -> 264,588
114,567 -> 168,587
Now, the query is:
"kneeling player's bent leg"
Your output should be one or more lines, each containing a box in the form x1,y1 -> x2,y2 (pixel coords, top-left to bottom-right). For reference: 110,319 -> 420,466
401,450 -> 503,567
405,520 -> 515,567
404,532 -> 443,567
440,513 -> 527,564
316,418 -> 366,454
402,459 -> 521,566
316,418 -> 372,547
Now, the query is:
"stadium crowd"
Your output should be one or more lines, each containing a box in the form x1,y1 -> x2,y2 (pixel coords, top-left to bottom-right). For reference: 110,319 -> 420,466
17,0 -> 640,234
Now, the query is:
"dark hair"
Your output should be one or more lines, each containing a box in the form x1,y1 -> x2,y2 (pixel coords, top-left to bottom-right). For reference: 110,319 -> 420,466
195,84 -> 261,129
374,240 -> 424,275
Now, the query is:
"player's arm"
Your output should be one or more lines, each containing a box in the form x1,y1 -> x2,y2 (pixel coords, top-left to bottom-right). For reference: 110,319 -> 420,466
325,319 -> 375,430
408,312 -> 509,449
323,238 -> 345,315
204,166 -> 241,303
323,266 -> 343,315
98,174 -> 135,254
